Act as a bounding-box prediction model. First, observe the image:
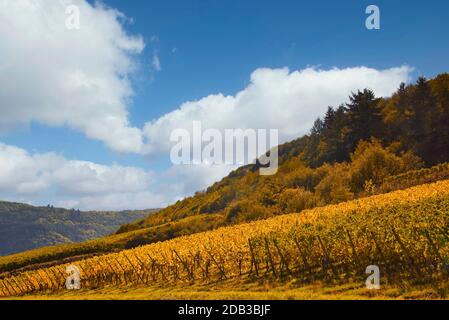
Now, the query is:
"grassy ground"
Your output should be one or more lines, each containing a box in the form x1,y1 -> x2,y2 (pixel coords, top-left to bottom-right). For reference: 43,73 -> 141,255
9,277 -> 447,300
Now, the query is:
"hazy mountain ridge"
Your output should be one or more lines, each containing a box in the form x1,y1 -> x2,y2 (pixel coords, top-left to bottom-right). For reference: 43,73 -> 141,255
0,201 -> 155,255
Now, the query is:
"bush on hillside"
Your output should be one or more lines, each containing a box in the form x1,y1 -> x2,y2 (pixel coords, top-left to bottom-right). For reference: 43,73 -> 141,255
277,188 -> 317,213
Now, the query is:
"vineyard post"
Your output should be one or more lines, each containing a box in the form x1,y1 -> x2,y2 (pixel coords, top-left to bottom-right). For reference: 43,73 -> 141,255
189,251 -> 207,281
96,258 -> 114,284
167,266 -> 174,282
145,254 -> 156,280
174,265 -> 181,282
273,239 -> 291,276
113,256 -> 130,285
188,252 -> 196,281
423,230 -> 446,273
346,229 -> 360,263
167,253 -> 176,283
345,229 -> 362,275
132,253 -> 151,284
104,258 -> 121,285
151,261 -> 156,281
248,239 -> 259,276
98,257 -> 119,285
293,236 -> 313,281
391,226 -> 422,278
238,257 -> 242,276
160,252 -> 173,282
370,232 -> 393,283
205,259 -> 211,280
152,260 -> 166,283
146,254 -> 160,282
159,264 -> 167,282
172,249 -> 194,281
123,253 -> 146,284
317,236 -> 338,281
81,260 -> 99,288
264,237 -> 277,277
77,263 -> 90,288
205,248 -> 227,280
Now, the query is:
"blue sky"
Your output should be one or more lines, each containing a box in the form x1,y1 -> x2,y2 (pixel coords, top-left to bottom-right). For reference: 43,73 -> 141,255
0,0 -> 448,210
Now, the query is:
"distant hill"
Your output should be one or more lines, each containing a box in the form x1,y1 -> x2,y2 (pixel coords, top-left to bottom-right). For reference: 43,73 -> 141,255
0,201 -> 156,256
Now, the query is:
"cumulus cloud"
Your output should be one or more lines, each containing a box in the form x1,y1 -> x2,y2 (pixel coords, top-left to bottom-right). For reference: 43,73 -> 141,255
57,192 -> 167,212
137,66 -> 413,195
0,142 -> 166,210
0,141 -> 236,210
0,0 -> 418,212
0,0 -> 145,153
143,66 -> 412,154
0,1 -> 412,159
0,60 -> 414,209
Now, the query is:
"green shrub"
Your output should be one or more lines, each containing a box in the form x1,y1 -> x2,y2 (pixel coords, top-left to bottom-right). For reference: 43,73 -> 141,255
225,200 -> 274,224
277,188 -> 317,213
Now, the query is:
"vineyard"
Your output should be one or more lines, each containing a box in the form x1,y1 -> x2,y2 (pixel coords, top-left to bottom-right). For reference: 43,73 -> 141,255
2,180 -> 449,297
379,162 -> 449,193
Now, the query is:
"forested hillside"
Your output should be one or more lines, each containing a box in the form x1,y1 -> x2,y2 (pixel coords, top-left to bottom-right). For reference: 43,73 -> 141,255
0,202 -> 153,256
120,73 -> 449,235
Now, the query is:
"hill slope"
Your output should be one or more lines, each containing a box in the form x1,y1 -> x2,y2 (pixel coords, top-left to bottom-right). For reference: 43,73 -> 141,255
0,202 -> 154,256
0,73 -> 447,273
2,179 -> 449,298
120,73 -> 449,233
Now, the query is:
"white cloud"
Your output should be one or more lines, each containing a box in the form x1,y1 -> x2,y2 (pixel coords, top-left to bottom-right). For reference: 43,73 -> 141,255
58,191 -> 166,212
0,141 -> 239,211
0,0 -> 417,212
0,142 -> 165,210
0,59 -> 414,210
0,1 -> 412,160
143,66 -> 412,154
138,66 -> 412,196
0,0 -> 145,153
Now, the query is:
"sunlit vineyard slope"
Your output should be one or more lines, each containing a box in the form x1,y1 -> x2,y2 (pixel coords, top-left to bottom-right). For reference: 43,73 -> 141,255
2,180 -> 449,297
